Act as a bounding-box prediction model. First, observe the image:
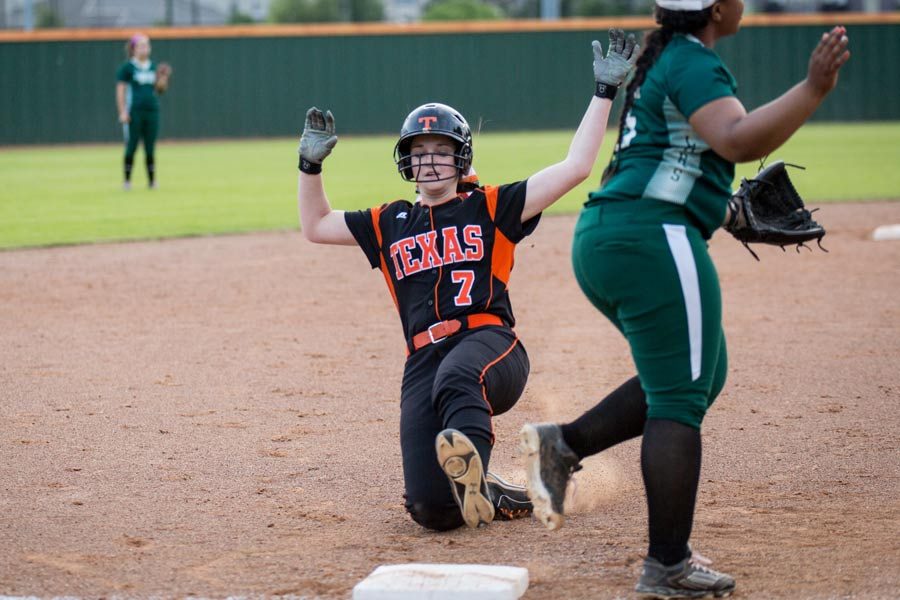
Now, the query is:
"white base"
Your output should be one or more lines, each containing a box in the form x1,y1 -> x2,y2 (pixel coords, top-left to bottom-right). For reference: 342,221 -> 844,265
872,224 -> 900,241
352,563 -> 529,600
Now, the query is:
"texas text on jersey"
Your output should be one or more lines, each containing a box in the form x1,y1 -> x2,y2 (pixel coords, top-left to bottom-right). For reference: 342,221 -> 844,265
344,180 -> 539,351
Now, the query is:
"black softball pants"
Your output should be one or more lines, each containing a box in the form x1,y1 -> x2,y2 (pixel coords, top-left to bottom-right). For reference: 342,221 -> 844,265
400,325 -> 529,531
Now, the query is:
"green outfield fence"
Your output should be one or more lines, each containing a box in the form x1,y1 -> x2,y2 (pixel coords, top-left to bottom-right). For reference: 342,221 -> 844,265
0,13 -> 897,145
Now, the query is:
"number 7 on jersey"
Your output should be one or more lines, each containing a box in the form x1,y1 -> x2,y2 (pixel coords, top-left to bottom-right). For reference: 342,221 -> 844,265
451,270 -> 475,306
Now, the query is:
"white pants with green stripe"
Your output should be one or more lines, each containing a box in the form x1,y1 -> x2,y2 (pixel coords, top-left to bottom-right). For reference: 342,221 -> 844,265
572,200 -> 728,429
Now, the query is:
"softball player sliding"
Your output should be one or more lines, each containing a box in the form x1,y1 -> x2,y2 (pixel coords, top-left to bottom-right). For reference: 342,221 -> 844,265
115,33 -> 171,190
297,31 -> 637,531
520,0 -> 850,596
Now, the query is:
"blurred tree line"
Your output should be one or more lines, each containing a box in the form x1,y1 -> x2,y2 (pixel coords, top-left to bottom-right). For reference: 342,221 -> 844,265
269,0 -> 385,22
21,0 -> 871,30
267,0 -> 656,22
494,0 -> 656,17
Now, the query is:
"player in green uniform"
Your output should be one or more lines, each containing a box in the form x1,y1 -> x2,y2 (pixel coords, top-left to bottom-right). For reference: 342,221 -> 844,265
520,0 -> 850,596
116,34 -> 171,190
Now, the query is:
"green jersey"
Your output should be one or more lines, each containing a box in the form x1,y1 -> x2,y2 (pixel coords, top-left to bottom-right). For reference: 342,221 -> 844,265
116,59 -> 160,112
590,34 -> 737,238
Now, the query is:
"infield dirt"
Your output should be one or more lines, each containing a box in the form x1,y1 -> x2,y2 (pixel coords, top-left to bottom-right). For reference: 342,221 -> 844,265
2,202 -> 898,599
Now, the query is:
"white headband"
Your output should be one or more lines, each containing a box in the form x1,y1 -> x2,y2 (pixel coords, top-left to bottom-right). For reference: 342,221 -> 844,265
656,0 -> 717,10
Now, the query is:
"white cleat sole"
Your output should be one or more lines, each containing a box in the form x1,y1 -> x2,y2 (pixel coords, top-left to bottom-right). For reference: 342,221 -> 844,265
519,424 -> 564,531
436,430 -> 494,529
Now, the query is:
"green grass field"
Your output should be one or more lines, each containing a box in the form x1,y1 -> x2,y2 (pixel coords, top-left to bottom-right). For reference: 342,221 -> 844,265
1,122 -> 898,250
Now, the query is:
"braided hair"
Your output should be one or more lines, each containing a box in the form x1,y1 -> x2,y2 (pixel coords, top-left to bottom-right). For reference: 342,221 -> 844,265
601,6 -> 715,183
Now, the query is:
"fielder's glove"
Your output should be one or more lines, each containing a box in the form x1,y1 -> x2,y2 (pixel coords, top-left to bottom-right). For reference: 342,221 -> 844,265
592,28 -> 639,99
155,62 -> 172,94
724,160 -> 826,261
298,107 -> 338,174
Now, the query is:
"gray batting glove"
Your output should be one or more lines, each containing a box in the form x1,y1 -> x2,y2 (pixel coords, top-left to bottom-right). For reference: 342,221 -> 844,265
593,28 -> 639,87
299,107 -> 338,164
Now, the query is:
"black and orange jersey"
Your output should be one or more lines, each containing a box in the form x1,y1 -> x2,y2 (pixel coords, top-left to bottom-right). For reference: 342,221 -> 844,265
344,180 -> 540,342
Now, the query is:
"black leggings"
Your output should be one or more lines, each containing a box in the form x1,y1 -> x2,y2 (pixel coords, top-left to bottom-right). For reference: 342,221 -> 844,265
400,326 -> 529,531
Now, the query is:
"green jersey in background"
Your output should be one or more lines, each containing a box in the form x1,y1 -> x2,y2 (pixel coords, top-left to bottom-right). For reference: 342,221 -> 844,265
116,59 -> 160,112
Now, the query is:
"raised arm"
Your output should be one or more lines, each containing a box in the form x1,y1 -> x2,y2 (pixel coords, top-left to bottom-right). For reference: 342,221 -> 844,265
297,107 -> 356,245
690,26 -> 850,164
521,30 -> 638,223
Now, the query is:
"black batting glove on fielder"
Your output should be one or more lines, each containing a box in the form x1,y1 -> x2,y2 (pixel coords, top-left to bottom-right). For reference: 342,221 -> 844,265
593,29 -> 639,100
298,107 -> 338,174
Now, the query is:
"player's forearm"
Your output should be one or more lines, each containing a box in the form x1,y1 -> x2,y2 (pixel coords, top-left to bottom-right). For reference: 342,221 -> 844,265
298,173 -> 331,242
297,173 -> 355,245
520,97 -> 613,221
726,80 -> 825,162
541,97 -> 613,189
565,96 -> 613,179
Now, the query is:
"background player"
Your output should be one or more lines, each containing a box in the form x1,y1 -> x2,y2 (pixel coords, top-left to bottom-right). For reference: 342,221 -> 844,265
520,0 -> 850,596
116,33 -> 172,190
296,31 -> 637,531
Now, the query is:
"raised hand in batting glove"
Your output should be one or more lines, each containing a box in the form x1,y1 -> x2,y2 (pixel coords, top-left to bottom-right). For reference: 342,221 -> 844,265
592,28 -> 639,100
298,107 -> 337,175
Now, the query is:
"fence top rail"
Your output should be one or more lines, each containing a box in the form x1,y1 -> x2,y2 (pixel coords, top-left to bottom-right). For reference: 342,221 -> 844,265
0,12 -> 897,43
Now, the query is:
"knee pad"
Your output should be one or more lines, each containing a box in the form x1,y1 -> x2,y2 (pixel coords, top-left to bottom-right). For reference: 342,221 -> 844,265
405,500 -> 463,532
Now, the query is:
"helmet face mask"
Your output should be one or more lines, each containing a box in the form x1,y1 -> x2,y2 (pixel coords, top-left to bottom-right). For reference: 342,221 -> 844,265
394,103 -> 473,182
405,139 -> 464,184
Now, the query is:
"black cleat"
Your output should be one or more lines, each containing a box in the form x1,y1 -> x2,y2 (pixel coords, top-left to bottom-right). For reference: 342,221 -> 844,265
485,472 -> 533,521
435,429 -> 494,528
519,422 -> 582,530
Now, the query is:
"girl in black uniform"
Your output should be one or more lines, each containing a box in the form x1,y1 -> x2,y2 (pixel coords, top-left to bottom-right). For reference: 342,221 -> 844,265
296,32 -> 637,531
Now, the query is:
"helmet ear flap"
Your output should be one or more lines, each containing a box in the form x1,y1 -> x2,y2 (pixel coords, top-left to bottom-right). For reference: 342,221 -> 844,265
393,138 -> 415,181
458,141 -> 473,174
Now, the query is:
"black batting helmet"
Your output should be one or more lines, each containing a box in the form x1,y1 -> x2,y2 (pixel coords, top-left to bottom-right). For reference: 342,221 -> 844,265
393,102 -> 473,181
